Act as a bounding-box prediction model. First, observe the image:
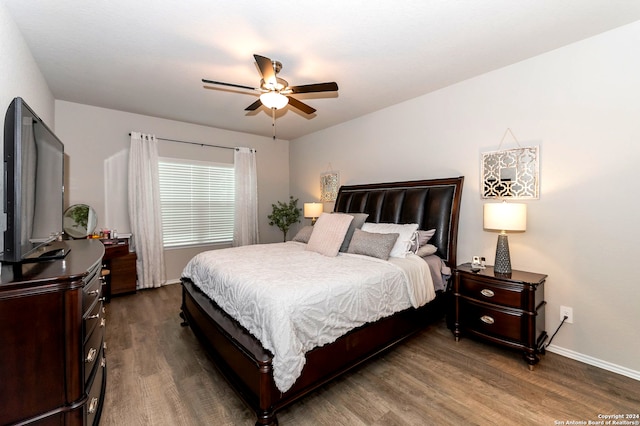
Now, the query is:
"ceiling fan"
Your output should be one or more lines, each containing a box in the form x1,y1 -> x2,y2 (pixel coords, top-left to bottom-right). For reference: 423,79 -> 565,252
202,54 -> 339,115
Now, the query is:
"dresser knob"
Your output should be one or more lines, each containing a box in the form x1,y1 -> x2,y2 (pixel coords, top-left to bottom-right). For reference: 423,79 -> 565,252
87,313 -> 100,320
87,289 -> 99,296
86,347 -> 97,363
88,397 -> 99,414
480,289 -> 495,298
100,318 -> 106,327
480,315 -> 495,325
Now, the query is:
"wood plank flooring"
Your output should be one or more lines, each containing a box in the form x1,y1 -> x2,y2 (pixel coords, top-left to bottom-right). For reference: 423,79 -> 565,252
101,284 -> 639,425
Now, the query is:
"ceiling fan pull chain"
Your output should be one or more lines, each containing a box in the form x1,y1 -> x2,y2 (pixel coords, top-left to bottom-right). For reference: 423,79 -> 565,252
272,108 -> 276,140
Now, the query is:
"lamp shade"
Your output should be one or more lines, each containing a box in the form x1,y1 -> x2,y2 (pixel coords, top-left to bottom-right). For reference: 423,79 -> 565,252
260,92 -> 289,109
484,202 -> 527,232
303,203 -> 323,218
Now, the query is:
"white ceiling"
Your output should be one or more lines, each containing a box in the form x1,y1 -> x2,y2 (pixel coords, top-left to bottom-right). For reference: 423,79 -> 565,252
4,1 -> 640,140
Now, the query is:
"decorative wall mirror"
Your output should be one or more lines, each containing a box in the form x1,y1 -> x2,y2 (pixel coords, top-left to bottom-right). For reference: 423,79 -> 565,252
63,204 -> 97,238
320,170 -> 339,202
482,146 -> 539,199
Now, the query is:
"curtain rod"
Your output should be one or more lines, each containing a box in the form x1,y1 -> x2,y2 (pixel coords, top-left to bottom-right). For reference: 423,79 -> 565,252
128,133 -> 241,151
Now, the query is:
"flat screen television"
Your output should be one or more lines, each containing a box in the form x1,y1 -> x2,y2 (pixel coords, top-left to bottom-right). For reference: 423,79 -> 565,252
1,97 -> 65,263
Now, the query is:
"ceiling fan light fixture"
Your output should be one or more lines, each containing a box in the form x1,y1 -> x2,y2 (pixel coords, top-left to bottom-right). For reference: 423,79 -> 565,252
260,91 -> 289,109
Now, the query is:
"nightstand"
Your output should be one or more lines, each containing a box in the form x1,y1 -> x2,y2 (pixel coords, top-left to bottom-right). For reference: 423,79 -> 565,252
102,238 -> 137,300
453,263 -> 548,369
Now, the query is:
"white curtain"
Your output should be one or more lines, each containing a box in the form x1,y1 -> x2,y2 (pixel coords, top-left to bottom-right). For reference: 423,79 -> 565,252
233,147 -> 259,246
128,132 -> 165,289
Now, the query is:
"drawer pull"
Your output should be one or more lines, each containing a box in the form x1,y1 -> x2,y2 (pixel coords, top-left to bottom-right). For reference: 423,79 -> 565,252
87,289 -> 100,296
87,313 -> 100,320
88,397 -> 99,414
100,318 -> 106,327
480,289 -> 495,298
86,347 -> 97,363
101,357 -> 106,368
480,315 -> 495,325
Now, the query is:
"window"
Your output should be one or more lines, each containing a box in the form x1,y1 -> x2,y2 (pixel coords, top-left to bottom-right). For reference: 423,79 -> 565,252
158,157 -> 234,248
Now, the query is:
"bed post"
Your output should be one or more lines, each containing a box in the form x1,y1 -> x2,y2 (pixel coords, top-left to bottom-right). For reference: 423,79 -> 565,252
256,363 -> 277,425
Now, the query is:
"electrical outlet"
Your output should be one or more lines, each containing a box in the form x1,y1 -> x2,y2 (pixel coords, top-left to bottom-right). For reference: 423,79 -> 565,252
560,305 -> 573,324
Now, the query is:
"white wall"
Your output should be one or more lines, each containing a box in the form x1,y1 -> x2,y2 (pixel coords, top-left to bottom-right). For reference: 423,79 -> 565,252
54,101 -> 290,282
0,3 -> 54,125
290,22 -> 640,378
0,2 -> 55,252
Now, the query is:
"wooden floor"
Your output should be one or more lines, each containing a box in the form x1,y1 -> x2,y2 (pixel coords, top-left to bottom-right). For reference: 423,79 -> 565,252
101,284 -> 639,426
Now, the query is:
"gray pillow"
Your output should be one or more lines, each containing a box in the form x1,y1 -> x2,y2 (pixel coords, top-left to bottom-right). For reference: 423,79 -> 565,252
292,226 -> 314,243
336,213 -> 369,252
347,228 -> 399,260
416,243 -> 437,257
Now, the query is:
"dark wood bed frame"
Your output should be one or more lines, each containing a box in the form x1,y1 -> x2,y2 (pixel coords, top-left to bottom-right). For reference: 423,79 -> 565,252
180,177 -> 464,425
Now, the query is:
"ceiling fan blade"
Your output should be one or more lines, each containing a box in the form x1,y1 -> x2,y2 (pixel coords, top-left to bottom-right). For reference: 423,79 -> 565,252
202,79 -> 257,91
245,99 -> 263,111
253,54 -> 277,85
287,96 -> 316,114
288,82 -> 339,94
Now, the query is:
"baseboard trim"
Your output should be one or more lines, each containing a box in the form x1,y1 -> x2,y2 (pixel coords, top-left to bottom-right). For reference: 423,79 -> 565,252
546,344 -> 640,381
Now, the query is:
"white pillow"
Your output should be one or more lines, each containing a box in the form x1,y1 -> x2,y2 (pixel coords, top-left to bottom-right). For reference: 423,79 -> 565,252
410,229 -> 436,252
361,222 -> 419,258
306,213 -> 353,257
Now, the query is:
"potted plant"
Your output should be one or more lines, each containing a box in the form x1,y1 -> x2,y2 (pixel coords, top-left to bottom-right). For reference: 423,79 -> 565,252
268,196 -> 302,242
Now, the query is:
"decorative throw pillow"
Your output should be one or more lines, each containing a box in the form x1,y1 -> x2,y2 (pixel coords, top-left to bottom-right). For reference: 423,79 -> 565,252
336,212 -> 369,252
292,226 -> 314,243
361,222 -> 419,258
410,229 -> 436,252
347,229 -> 399,260
306,213 -> 353,257
416,244 -> 438,257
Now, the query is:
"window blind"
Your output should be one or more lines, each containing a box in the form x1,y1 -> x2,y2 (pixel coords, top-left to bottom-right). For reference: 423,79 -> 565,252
158,157 -> 234,248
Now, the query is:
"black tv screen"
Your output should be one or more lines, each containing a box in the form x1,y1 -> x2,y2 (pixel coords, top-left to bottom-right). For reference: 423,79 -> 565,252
1,97 -> 65,263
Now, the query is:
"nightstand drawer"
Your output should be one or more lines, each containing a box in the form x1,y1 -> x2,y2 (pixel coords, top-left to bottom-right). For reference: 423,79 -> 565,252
460,299 -> 524,342
459,275 -> 524,309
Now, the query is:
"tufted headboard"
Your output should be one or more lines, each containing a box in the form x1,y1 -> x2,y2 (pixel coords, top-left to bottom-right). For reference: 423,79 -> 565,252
334,177 -> 464,267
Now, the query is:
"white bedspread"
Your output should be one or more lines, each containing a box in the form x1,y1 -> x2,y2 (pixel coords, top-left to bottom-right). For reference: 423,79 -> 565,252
181,241 -> 435,393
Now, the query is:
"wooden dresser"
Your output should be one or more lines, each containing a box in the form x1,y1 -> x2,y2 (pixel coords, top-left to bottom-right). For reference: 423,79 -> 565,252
0,239 -> 107,425
453,263 -> 548,369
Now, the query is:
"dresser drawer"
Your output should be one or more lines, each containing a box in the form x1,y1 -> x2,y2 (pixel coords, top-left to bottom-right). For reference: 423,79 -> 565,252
459,299 -> 524,343
459,275 -> 524,309
85,349 -> 106,426
84,299 -> 104,343
83,273 -> 102,313
84,319 -> 104,384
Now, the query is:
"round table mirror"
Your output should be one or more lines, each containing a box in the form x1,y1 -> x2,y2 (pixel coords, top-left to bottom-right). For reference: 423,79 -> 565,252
63,204 -> 97,238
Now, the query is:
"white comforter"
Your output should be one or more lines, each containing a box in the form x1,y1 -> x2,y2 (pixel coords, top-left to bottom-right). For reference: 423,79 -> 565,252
181,241 -> 435,393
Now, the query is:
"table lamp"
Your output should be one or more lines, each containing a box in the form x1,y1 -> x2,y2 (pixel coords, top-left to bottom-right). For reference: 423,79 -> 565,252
483,202 -> 527,274
303,202 -> 323,225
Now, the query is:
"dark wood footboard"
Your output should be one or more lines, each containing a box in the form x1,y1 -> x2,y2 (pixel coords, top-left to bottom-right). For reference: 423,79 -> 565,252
181,278 -> 449,426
